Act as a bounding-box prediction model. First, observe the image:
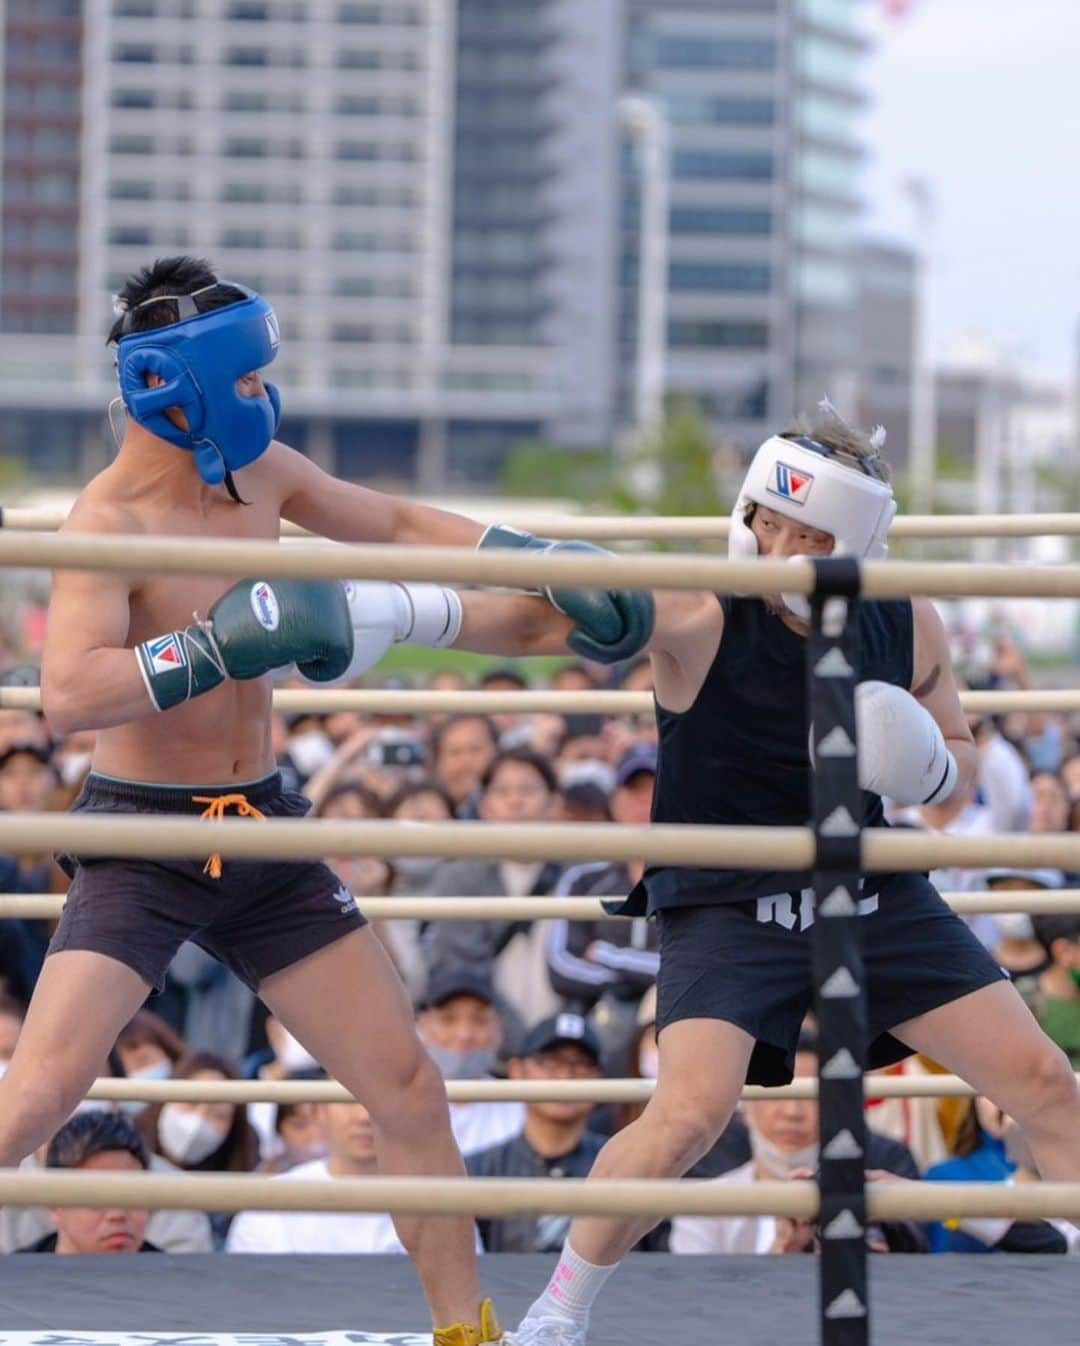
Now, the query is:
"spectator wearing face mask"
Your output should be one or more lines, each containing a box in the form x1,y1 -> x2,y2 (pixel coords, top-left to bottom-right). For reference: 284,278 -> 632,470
554,715 -> 615,796
50,728 -> 95,799
467,1013 -> 607,1252
981,871 -> 1064,1011
415,967 -> 525,1158
137,1050 -> 259,1247
282,713 -> 336,786
108,1009 -> 186,1120
0,1031 -> 212,1254
16,1112 -> 160,1255
672,1033 -> 923,1255
228,1101 -> 408,1253
421,751 -> 565,1043
547,748 -> 660,1069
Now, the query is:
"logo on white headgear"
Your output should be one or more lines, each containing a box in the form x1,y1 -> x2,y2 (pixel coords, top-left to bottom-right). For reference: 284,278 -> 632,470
250,581 -> 280,631
767,462 -> 814,505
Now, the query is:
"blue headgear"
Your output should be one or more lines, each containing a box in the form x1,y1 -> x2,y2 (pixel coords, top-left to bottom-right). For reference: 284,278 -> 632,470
115,281 -> 283,487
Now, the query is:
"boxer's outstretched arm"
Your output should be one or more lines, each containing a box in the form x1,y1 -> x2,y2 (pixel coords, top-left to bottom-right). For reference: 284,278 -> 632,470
275,443 -> 483,547
454,591 -> 574,656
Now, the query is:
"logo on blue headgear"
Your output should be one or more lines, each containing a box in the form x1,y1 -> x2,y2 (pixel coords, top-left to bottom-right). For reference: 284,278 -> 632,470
115,282 -> 283,487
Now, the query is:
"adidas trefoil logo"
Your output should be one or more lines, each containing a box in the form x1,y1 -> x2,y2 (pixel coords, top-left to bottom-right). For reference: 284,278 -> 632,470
332,884 -> 358,915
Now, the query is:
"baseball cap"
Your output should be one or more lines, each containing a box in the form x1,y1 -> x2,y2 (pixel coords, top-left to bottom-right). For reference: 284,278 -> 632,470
417,965 -> 498,1012
615,745 -> 657,790
0,741 -> 52,772
984,869 -> 1064,890
518,1012 -> 601,1064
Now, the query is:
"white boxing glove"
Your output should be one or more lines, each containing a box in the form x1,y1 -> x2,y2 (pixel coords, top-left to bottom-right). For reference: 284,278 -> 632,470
854,679 -> 958,806
300,581 -> 462,686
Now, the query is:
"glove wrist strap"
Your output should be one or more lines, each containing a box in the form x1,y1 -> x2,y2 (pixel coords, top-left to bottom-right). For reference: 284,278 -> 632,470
135,622 -> 227,712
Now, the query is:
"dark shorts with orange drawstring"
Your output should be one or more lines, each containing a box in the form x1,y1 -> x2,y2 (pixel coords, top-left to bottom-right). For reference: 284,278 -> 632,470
50,772 -> 367,992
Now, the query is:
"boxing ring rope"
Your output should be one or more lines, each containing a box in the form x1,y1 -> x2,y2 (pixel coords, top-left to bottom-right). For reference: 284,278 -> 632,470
4,506 -> 1080,541
1,813 -> 1078,869
4,686 -> 1079,715
3,536 -> 1079,1339
3,889 -> 1078,923
4,530 -> 1080,598
68,1072 -> 1080,1107
0,1169 -> 1078,1222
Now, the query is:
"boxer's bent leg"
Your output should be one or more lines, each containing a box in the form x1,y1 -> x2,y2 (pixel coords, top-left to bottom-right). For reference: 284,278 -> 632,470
258,926 -> 480,1331
570,1015 -> 754,1266
0,951 -> 150,1165
893,980 -> 1080,1182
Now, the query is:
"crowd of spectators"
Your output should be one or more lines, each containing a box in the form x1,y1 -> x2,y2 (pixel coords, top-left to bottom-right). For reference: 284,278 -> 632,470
1,619 -> 1079,1257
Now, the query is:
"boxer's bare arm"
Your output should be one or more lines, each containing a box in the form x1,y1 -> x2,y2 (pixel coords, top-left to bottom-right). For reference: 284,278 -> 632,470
273,442 -> 483,547
911,596 -> 977,795
645,592 -> 725,713
41,508 -> 151,735
455,591 -> 574,655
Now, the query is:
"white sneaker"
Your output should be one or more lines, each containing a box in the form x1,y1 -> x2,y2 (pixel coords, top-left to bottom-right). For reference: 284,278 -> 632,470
509,1312 -> 588,1346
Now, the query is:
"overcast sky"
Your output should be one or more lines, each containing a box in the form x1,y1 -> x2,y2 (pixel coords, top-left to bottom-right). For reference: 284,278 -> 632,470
861,0 -> 1080,381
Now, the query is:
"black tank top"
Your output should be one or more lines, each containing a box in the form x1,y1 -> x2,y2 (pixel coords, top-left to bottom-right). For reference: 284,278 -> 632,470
628,595 -> 914,915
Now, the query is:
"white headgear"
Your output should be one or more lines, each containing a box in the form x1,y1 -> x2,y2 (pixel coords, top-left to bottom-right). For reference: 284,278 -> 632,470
729,434 -> 897,618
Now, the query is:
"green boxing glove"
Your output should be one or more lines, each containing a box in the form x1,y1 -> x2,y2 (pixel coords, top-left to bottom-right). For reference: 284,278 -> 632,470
135,578 -> 354,712
478,524 -> 654,664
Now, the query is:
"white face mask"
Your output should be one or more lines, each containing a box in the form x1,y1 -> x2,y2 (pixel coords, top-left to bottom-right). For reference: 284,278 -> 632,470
638,1048 -> 659,1080
749,1129 -> 818,1179
558,760 -> 616,794
56,752 -> 92,787
158,1105 -> 229,1166
425,1043 -> 497,1081
287,730 -> 334,778
275,1028 -> 319,1074
119,1060 -> 172,1118
995,913 -> 1036,941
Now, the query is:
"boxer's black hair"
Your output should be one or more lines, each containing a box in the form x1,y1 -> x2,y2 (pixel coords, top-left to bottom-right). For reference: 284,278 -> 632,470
107,256 -> 246,344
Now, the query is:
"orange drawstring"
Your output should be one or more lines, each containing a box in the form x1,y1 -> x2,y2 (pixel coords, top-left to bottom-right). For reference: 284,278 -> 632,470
192,793 -> 267,878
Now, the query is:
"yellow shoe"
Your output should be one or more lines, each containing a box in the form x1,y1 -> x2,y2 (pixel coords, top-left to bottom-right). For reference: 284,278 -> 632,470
434,1297 -> 506,1345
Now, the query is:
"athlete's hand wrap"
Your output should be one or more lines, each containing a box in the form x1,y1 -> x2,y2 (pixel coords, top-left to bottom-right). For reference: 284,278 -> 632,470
135,578 -> 354,712
854,679 -> 958,806
478,524 -> 654,664
302,580 -> 463,686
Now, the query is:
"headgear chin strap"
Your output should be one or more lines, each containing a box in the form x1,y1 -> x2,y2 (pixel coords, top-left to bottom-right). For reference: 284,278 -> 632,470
115,282 -> 282,488
729,433 -> 897,619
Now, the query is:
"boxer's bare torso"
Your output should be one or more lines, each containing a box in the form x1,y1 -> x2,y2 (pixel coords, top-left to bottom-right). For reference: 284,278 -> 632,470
45,448 -> 292,785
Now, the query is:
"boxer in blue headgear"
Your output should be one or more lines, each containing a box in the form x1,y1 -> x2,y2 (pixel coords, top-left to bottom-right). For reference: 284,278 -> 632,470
109,262 -> 281,503
24,262 -> 659,1346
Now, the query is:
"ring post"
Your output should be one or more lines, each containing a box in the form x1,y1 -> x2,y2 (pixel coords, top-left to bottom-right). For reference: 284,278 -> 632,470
808,556 -> 869,1345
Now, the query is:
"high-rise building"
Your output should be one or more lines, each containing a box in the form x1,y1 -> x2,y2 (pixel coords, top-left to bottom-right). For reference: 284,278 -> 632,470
0,0 -> 870,487
621,0 -> 868,446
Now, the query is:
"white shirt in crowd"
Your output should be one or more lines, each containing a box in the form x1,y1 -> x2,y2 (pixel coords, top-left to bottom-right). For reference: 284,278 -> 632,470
226,1159 -> 407,1255
449,1099 -> 526,1158
669,1162 -> 777,1255
977,732 -> 1034,834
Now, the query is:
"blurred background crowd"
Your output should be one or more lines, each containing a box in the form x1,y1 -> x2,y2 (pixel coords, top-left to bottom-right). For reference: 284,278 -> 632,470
1,610 -> 1078,1260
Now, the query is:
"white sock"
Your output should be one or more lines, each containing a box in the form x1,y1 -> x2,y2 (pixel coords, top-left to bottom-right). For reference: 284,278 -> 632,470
527,1241 -> 619,1326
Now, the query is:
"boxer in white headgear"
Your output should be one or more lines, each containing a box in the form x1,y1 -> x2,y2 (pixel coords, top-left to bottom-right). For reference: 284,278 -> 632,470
507,403 -> 1080,1346
727,409 -> 953,807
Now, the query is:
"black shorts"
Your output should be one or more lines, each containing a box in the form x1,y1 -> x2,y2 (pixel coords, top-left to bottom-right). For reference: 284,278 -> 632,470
50,773 -> 367,993
655,873 -> 1008,1086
